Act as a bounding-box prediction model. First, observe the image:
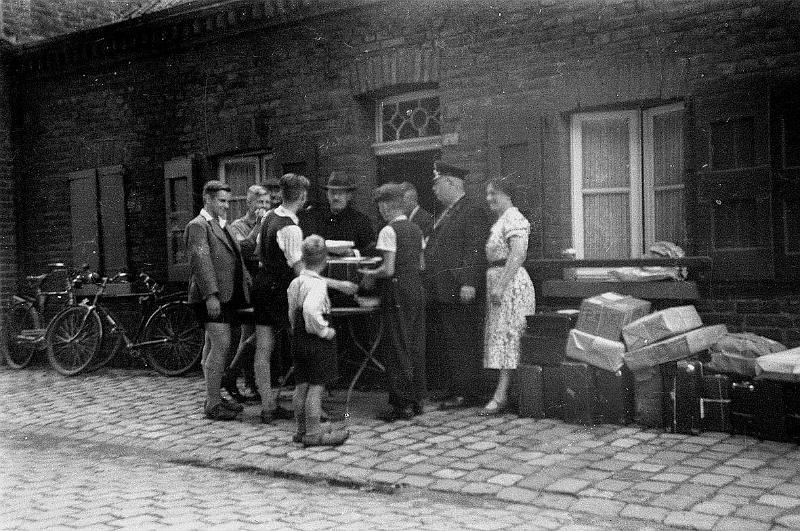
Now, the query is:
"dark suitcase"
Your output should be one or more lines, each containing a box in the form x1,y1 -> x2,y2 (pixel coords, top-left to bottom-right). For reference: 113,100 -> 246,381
730,379 -> 787,441
661,359 -> 702,435
701,373 -> 732,433
593,366 -> 635,425
517,364 -> 545,418
632,366 -> 664,428
521,312 -> 579,366
562,361 -> 594,425
784,383 -> 800,442
542,365 -> 565,419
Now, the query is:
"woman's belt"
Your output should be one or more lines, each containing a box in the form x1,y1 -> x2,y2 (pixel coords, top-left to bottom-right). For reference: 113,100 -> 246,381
488,259 -> 507,268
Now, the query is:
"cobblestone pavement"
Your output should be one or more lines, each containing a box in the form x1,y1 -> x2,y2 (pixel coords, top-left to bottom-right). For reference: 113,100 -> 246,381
0,431 -> 652,530
2,367 -> 800,530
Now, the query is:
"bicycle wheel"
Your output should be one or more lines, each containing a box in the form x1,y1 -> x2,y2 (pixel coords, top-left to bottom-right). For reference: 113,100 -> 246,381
4,302 -> 41,369
84,306 -> 118,373
46,306 -> 103,376
140,301 -> 202,376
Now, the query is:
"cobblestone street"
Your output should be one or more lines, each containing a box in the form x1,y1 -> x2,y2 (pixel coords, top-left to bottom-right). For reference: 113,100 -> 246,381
2,367 -> 800,529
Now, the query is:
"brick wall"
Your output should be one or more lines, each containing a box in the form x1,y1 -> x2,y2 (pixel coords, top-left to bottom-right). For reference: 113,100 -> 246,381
698,297 -> 800,349
0,40 -> 15,359
9,0 -> 800,338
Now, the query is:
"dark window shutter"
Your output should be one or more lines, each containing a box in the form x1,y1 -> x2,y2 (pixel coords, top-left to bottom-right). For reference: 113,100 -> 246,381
97,165 -> 128,275
68,169 -> 100,272
164,157 -> 195,282
692,88 -> 773,280
487,113 -> 545,259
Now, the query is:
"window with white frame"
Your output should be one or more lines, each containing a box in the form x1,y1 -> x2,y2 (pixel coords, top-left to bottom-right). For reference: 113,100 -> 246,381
218,153 -> 276,221
373,90 -> 442,156
570,103 -> 686,258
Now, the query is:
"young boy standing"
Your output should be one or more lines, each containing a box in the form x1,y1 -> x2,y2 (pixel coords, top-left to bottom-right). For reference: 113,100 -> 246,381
360,183 -> 426,422
287,235 -> 350,446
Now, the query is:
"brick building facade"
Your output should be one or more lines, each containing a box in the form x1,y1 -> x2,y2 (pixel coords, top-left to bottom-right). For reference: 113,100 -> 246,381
3,0 -> 800,348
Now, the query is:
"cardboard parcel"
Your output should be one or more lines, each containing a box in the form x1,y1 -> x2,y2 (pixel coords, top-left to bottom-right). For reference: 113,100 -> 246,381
622,305 -> 703,351
575,292 -> 651,341
566,329 -> 626,372
754,347 -> 800,382
623,324 -> 728,371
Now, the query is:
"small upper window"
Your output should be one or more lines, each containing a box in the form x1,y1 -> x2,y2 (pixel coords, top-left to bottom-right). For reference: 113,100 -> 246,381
374,90 -> 442,156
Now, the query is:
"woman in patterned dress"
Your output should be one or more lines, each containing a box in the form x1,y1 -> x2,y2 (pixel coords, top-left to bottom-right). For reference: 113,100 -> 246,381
479,177 -> 536,416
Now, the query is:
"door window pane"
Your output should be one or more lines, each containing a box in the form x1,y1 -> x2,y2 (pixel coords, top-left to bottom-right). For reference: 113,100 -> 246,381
651,108 -> 686,247
581,119 -> 631,188
583,193 -> 630,258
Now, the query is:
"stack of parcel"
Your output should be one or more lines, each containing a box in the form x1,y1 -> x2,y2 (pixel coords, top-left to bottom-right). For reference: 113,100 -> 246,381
519,292 -> 800,442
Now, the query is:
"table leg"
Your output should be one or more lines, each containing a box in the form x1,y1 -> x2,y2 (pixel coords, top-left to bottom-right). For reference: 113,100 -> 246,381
344,314 -> 385,427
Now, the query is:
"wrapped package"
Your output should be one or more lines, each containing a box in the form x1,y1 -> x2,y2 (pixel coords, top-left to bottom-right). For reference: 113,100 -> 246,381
754,347 -> 800,382
565,329 -> 626,372
623,324 -> 728,371
622,305 -> 703,351
575,292 -> 651,341
707,332 -> 786,376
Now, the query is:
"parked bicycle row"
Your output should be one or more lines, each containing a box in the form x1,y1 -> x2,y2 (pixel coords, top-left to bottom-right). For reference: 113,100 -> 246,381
4,263 -> 202,377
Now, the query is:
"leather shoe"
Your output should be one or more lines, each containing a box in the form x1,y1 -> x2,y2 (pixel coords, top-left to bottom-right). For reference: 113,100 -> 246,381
220,398 -> 244,413
477,399 -> 509,417
302,430 -> 349,447
204,402 -> 238,421
377,407 -> 415,422
261,406 -> 294,424
439,396 -> 467,410
222,369 -> 246,403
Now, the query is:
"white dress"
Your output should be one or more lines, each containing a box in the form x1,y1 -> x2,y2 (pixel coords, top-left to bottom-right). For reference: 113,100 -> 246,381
483,207 -> 536,369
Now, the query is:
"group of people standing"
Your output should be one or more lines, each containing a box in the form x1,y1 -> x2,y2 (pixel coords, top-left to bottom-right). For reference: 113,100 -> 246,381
184,160 -> 536,447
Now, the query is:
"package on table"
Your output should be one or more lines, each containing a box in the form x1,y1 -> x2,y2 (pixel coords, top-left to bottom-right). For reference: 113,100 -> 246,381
623,324 -> 728,371
706,332 -> 786,377
621,305 -> 703,351
565,328 -> 625,372
575,292 -> 651,341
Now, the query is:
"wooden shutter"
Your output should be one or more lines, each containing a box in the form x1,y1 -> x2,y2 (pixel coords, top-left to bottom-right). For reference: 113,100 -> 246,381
487,113 -> 545,259
164,157 -> 195,282
68,169 -> 100,272
692,87 -> 773,280
771,84 -> 800,281
97,165 -> 128,275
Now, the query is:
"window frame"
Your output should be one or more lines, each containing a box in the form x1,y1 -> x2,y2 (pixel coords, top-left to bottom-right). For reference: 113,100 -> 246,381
217,152 -> 276,220
570,103 -> 685,259
372,89 -> 442,156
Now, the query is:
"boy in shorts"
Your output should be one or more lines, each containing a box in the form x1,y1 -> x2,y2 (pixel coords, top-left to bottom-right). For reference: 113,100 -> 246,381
287,235 -> 350,446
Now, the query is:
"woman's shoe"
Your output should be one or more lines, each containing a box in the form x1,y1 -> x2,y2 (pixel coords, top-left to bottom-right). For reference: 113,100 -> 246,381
478,399 -> 508,417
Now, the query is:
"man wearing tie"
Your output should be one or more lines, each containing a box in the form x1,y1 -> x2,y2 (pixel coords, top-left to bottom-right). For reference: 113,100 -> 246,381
424,161 -> 489,409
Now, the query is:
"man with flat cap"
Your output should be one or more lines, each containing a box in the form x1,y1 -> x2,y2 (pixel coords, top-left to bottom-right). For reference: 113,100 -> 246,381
299,171 -> 375,254
425,160 -> 490,409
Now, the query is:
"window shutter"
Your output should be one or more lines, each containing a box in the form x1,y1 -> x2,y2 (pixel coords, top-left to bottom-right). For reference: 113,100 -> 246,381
487,113 -> 545,259
68,169 -> 100,272
164,156 -> 195,282
692,88 -> 773,280
97,165 -> 128,275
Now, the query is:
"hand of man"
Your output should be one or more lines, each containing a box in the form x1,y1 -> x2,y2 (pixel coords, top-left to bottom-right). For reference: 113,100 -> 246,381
206,294 -> 221,319
337,280 -> 359,296
460,285 -> 476,304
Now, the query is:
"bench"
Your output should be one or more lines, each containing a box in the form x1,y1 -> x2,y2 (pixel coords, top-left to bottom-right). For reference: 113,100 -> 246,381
525,256 -> 713,310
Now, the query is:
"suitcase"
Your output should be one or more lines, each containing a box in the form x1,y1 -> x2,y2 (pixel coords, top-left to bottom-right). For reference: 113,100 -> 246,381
593,366 -> 635,425
730,379 -> 787,441
562,361 -> 594,425
542,365 -> 565,419
517,364 -> 545,418
521,312 -> 578,366
700,373 -> 732,433
632,366 -> 665,428
661,359 -> 702,435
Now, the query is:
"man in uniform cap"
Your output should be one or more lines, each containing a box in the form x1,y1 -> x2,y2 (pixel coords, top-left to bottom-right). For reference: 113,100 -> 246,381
299,171 -> 375,254
424,160 -> 490,409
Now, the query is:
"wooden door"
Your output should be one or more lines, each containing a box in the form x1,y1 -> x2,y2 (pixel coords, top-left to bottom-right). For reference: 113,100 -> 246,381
377,149 -> 441,216
772,85 -> 800,280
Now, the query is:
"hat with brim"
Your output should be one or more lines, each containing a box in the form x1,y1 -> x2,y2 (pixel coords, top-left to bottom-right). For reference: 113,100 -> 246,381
433,160 -> 469,182
323,171 -> 357,191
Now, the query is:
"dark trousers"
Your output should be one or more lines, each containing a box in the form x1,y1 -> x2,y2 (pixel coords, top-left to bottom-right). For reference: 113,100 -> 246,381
384,296 -> 426,409
427,302 -> 483,400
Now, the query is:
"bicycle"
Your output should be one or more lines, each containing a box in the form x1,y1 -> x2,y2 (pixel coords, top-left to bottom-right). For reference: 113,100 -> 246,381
4,263 -> 82,369
45,270 -> 203,377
